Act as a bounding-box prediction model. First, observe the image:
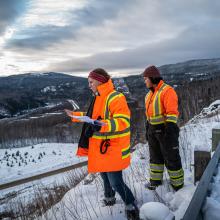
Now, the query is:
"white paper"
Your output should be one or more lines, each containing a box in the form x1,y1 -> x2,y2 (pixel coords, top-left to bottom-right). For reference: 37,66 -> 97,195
70,115 -> 106,126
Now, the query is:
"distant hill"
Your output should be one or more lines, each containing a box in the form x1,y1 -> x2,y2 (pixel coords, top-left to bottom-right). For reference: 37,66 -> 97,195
160,58 -> 220,75
0,72 -> 90,118
159,58 -> 220,84
0,58 -> 220,119
0,58 -> 220,148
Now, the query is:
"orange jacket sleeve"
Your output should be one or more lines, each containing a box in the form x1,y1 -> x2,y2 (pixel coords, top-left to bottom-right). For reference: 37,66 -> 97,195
70,111 -> 86,122
162,87 -> 179,123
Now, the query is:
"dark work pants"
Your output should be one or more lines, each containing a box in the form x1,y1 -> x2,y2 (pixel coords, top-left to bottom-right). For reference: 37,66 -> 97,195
100,171 -> 135,205
147,123 -> 183,185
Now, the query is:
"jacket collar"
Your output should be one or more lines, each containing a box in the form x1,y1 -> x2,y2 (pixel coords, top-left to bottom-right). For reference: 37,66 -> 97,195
154,80 -> 164,92
97,79 -> 114,96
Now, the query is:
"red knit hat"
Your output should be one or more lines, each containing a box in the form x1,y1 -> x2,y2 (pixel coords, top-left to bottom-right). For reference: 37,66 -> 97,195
142,65 -> 161,78
88,68 -> 110,83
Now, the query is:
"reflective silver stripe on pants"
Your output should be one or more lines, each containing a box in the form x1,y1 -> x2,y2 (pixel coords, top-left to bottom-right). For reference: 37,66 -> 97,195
170,177 -> 184,186
150,164 -> 164,172
150,172 -> 163,181
168,169 -> 184,178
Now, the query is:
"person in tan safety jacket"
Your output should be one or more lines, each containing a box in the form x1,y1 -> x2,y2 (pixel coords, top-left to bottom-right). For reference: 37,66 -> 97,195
65,68 -> 139,220
143,65 -> 184,191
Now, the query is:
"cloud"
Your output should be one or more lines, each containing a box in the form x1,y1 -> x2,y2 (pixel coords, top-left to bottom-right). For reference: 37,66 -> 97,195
5,0 -> 133,50
1,0 -> 220,76
0,0 -> 27,35
48,23 -> 220,75
6,25 -> 72,50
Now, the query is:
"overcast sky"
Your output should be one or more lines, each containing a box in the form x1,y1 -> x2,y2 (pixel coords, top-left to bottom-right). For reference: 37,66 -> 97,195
0,0 -> 220,77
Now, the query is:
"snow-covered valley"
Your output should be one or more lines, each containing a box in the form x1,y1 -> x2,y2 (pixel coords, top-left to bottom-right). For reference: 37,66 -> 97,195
0,101 -> 220,220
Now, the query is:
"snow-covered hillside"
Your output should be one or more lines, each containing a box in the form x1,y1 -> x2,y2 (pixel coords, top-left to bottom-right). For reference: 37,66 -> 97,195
189,100 -> 220,123
0,100 -> 220,220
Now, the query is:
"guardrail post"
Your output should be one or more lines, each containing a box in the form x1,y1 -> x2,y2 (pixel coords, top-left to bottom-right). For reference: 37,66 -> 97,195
194,151 -> 211,183
212,128 -> 220,151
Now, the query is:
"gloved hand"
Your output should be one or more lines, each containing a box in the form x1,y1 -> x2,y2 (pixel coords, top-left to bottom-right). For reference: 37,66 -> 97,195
84,118 -> 102,138
93,120 -> 102,131
165,122 -> 179,147
145,121 -> 149,141
165,122 -> 179,134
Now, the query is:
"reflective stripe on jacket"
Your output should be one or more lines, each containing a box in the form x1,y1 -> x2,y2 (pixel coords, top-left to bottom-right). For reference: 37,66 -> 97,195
145,80 -> 179,125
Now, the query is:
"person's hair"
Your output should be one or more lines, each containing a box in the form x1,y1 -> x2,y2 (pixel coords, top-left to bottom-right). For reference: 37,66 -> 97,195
92,68 -> 111,80
149,77 -> 163,84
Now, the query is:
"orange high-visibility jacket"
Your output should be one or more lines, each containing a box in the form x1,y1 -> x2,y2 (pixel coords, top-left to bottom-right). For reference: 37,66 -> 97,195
71,79 -> 131,173
145,80 -> 179,125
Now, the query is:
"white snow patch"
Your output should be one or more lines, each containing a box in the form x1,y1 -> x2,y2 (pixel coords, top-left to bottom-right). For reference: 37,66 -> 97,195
41,86 -> 56,93
140,202 -> 174,220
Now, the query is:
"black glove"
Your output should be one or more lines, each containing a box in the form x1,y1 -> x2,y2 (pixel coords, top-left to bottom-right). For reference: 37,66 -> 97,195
93,120 -> 102,131
145,121 -> 149,141
165,122 -> 179,147
165,122 -> 179,134
84,118 -> 102,138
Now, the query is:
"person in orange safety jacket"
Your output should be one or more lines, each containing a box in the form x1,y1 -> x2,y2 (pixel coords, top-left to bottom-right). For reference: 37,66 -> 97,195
143,65 -> 184,191
65,68 -> 139,220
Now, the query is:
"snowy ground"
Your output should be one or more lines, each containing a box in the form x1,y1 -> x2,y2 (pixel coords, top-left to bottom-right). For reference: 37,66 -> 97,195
0,100 -> 220,220
0,143 -> 87,215
36,142 -> 196,220
0,143 -> 85,185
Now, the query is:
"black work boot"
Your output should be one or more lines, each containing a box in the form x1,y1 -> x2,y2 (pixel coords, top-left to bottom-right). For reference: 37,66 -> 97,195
172,184 -> 184,192
125,203 -> 140,220
145,182 -> 161,190
102,197 -> 116,206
